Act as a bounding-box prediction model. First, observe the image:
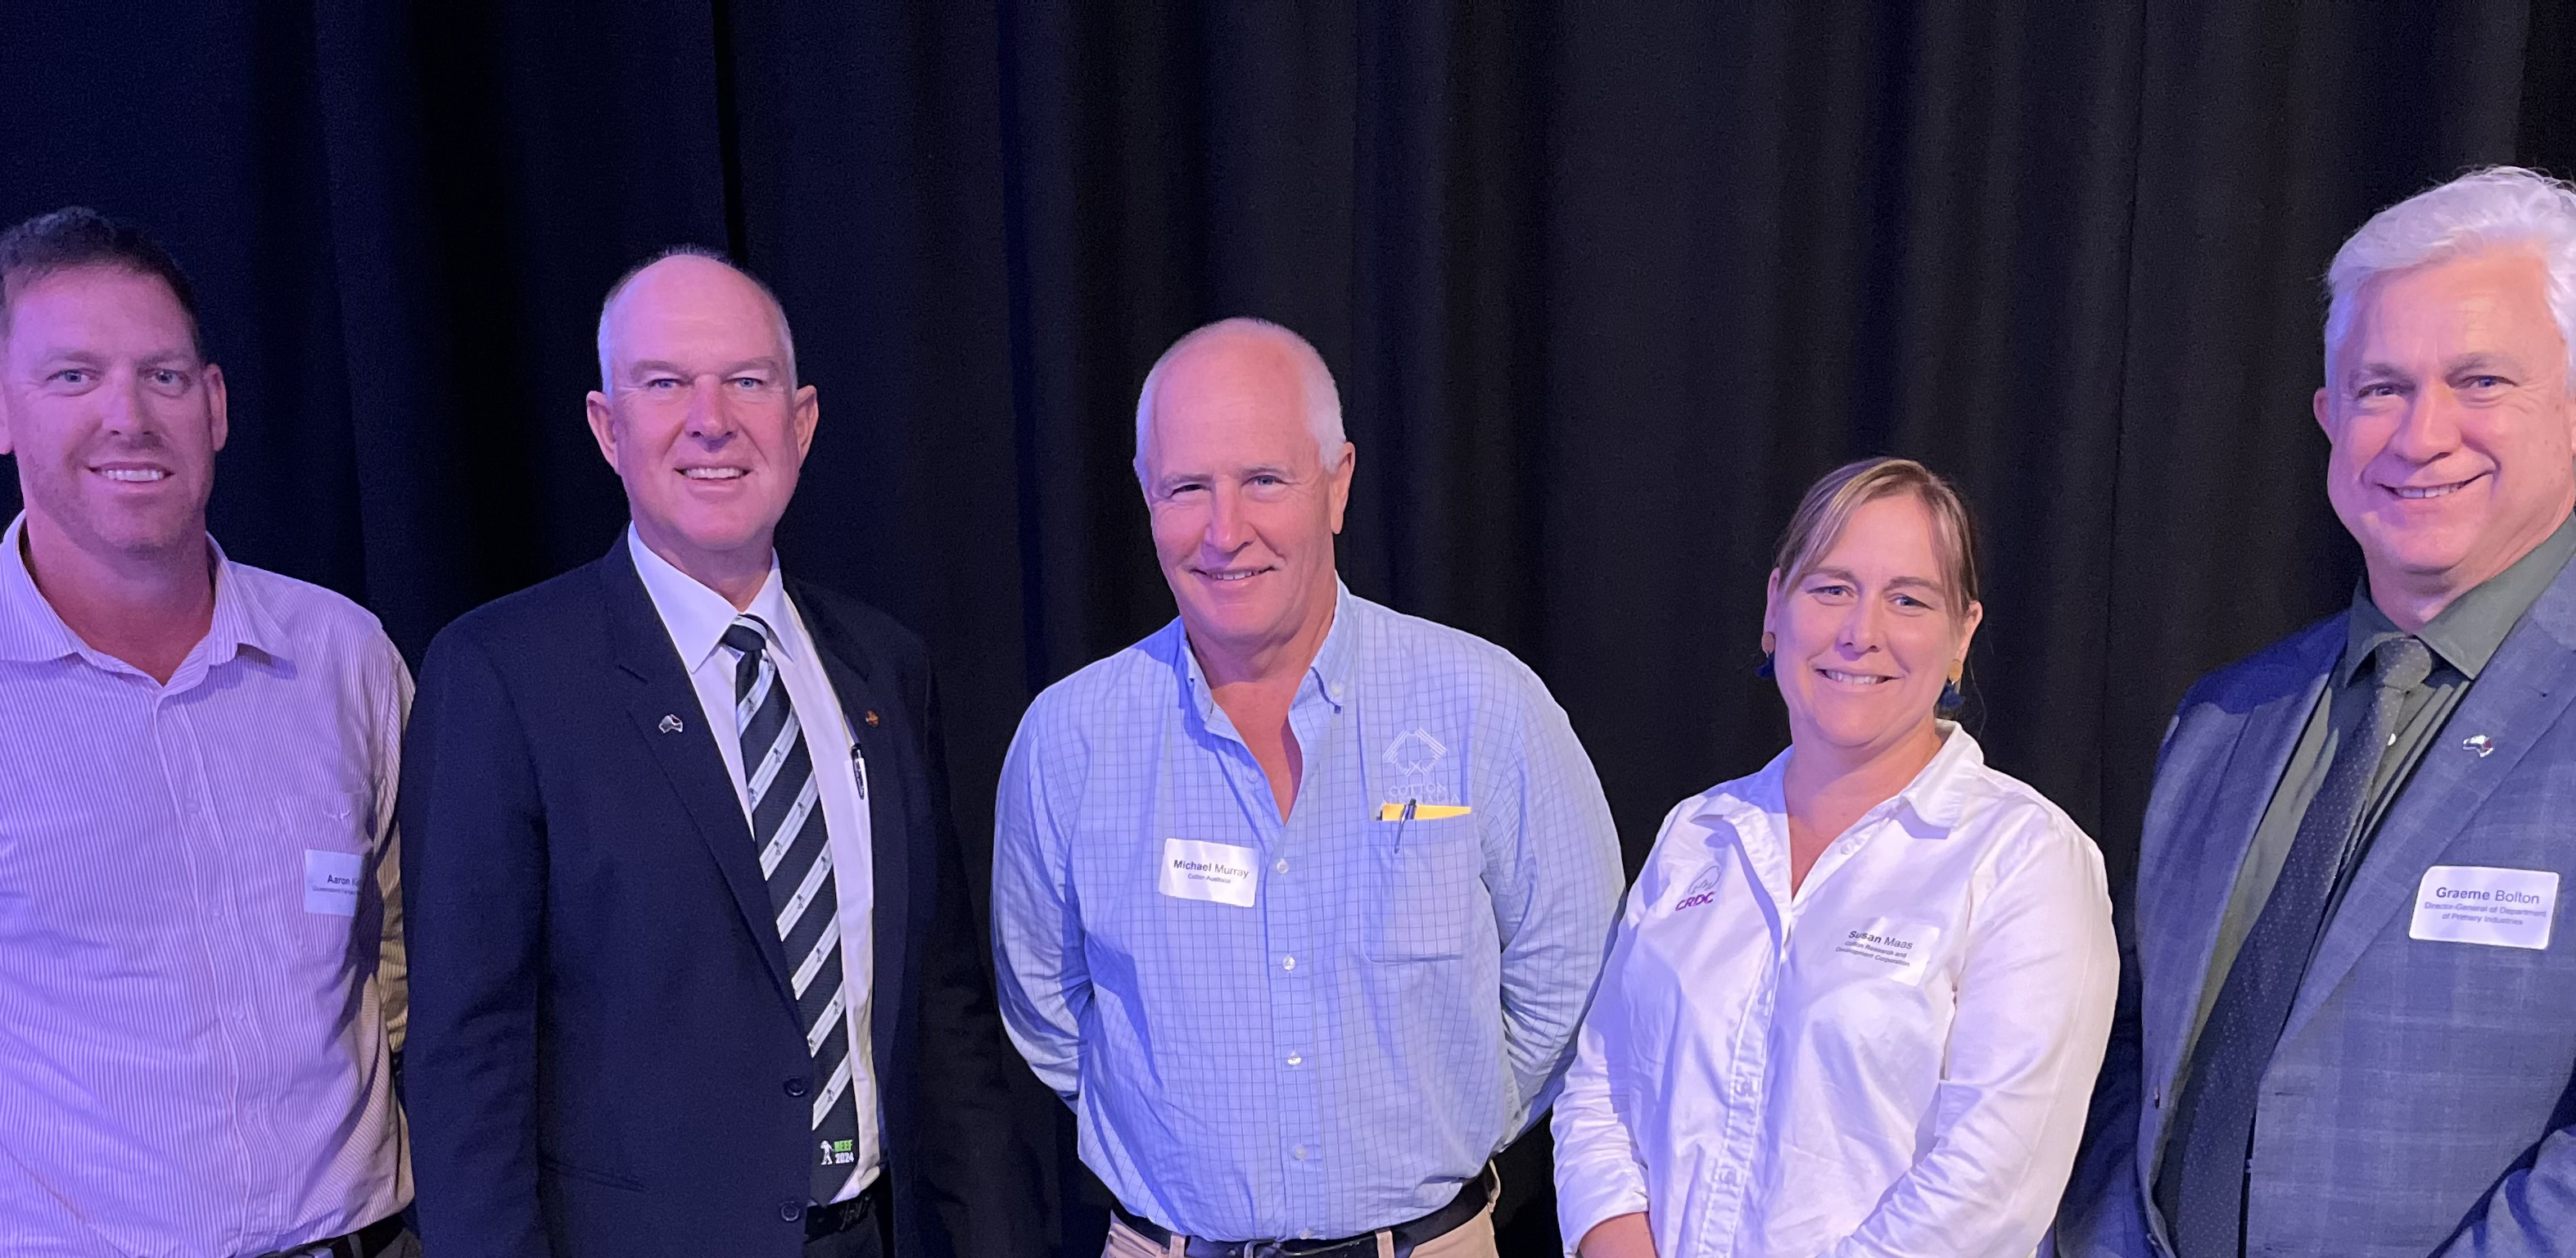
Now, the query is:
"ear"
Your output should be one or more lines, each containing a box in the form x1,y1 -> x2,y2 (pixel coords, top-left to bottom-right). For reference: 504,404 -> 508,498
1762,568 -> 1783,636
790,382 -> 820,464
1955,599 -> 1986,666
585,389 -> 621,470
205,362 -> 229,453
2313,384 -> 2334,441
1326,441 -> 1356,534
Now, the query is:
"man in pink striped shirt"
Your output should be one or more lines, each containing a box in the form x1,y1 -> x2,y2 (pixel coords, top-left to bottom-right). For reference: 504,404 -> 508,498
0,208 -> 415,1258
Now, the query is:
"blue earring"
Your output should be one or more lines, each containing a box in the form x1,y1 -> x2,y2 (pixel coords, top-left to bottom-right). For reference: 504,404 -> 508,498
1756,634 -> 1776,679
1939,675 -> 1964,712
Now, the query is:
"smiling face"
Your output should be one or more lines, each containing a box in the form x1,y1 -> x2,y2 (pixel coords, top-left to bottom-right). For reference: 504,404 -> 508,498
2316,247 -> 2576,620
585,256 -> 816,587
0,265 -> 226,563
1764,493 -> 1982,761
1138,327 -> 1354,675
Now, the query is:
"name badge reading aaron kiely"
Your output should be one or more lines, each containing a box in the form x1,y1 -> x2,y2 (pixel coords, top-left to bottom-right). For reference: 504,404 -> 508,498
2411,865 -> 2560,950
1159,838 -> 1259,908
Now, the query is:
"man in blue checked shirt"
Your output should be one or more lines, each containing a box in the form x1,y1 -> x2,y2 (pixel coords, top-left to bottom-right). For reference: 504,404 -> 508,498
992,317 -> 1625,1258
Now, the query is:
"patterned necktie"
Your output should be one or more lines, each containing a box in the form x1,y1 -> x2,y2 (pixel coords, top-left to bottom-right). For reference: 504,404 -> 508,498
2160,634 -> 2434,1256
722,615 -> 863,1202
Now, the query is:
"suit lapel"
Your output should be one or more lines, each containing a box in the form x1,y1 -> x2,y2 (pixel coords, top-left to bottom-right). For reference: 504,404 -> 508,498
2284,567 -> 2576,1043
788,581 -> 913,1077
2135,620 -> 2341,1180
2142,653 -> 2331,1104
601,542 -> 798,1007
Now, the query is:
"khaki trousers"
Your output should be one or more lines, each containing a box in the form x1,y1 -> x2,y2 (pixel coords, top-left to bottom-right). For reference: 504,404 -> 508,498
1101,1200 -> 1499,1258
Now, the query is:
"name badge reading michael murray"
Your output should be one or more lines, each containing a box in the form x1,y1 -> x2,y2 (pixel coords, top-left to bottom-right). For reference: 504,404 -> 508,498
2410,865 -> 2558,950
1159,838 -> 1259,908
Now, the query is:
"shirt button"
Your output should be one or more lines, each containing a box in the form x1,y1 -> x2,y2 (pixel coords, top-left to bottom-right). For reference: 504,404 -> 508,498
1274,858 -> 1290,874
784,1078 -> 808,1097
1291,1145 -> 1309,1161
1286,1052 -> 1303,1066
780,1201 -> 803,1222
1281,955 -> 1296,971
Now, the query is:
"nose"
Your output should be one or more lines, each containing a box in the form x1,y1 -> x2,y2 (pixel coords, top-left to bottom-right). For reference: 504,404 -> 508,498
97,369 -> 146,436
2384,385 -> 2465,464
685,374 -> 734,441
1203,482 -> 1251,554
1836,595 -> 1886,655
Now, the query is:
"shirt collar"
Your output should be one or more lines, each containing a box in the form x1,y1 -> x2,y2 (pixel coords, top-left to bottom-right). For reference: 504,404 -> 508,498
1176,579 -> 1359,722
1696,721 -> 1987,836
0,511 -> 281,672
625,524 -> 793,671
2340,509 -> 2576,686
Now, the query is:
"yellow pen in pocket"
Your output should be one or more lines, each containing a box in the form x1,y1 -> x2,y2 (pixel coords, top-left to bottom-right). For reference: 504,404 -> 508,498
1376,801 -> 1472,821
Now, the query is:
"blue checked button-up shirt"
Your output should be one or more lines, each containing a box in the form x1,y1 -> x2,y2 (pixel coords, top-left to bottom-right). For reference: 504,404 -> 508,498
994,584 -> 1625,1241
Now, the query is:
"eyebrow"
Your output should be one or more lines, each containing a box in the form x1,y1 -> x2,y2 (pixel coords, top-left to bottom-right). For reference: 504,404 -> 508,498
2348,351 -> 2529,382
1801,566 -> 1943,592
625,356 -> 783,380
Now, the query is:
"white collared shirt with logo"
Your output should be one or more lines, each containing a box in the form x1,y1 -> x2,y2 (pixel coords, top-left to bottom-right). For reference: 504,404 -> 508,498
1552,725 -> 2116,1258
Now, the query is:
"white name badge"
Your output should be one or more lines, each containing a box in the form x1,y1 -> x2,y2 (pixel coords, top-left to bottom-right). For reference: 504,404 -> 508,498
2410,865 -> 2559,950
1159,838 -> 1259,908
1833,917 -> 1944,985
305,850 -> 364,916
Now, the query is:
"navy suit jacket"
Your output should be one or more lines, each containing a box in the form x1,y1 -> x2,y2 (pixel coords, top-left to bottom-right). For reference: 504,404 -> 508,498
2058,553 -> 2576,1256
400,541 -> 1035,1258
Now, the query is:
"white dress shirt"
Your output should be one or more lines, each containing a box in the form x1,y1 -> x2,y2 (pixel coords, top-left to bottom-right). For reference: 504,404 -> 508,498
626,527 -> 881,1200
1552,725 -> 2115,1258
0,514 -> 410,1258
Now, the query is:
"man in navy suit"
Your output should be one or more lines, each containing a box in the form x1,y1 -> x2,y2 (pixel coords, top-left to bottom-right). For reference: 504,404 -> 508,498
400,248 -> 1033,1258
2058,166 -> 2576,1256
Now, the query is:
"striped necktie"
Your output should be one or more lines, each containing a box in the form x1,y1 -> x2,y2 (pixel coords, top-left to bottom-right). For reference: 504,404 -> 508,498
721,614 -> 864,1202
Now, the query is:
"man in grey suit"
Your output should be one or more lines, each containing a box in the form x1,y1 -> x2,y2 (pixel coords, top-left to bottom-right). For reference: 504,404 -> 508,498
2058,165 -> 2576,1257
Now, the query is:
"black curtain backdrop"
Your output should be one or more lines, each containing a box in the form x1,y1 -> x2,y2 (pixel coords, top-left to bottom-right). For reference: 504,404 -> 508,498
6,2 -> 2574,1253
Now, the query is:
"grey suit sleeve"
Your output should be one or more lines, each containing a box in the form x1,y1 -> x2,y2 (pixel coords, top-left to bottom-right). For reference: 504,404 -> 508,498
2051,889 -> 2156,1257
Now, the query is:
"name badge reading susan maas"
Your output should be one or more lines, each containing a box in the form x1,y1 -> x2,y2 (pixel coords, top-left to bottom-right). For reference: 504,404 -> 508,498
1159,838 -> 1259,907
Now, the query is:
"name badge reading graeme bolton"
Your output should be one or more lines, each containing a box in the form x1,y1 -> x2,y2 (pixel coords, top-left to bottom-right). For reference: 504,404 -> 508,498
1159,838 -> 1259,908
2411,865 -> 2559,950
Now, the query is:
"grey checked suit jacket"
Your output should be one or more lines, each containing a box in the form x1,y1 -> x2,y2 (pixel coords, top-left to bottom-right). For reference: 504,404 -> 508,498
2056,554 -> 2576,1257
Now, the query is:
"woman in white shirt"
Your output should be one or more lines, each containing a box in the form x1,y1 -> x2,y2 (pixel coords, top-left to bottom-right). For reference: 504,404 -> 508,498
1554,457 -> 2116,1258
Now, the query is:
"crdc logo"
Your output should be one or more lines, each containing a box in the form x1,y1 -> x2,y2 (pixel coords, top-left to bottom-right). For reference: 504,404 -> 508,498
1672,866 -> 1722,912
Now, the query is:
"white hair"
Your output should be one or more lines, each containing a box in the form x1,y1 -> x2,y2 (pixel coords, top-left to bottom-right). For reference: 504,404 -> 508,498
2325,165 -> 2576,391
1132,317 -> 1347,482
594,246 -> 798,392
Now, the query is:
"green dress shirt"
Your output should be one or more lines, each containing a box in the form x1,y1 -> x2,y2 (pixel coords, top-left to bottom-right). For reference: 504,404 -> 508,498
2181,512 -> 2576,1064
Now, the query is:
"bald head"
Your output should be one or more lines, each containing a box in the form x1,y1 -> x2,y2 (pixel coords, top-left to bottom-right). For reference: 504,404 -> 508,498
596,248 -> 797,392
1133,318 -> 1345,484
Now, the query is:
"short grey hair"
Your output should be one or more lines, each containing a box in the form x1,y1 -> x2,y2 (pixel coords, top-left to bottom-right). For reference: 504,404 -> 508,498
2325,165 -> 2576,390
594,245 -> 798,391
1132,317 -> 1347,482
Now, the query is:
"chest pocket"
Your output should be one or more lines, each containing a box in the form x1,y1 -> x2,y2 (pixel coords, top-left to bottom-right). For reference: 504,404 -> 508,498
1363,815 -> 1483,962
279,791 -> 376,966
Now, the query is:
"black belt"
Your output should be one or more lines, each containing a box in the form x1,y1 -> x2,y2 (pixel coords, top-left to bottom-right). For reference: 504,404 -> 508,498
254,1215 -> 406,1258
806,1174 -> 890,1242
1111,1166 -> 1495,1258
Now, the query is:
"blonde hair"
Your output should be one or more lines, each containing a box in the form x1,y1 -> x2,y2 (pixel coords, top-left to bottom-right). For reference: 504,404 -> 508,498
1772,457 -> 1981,617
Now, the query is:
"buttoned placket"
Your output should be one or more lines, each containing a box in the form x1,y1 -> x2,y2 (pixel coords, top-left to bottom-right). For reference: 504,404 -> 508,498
146,641 -> 290,1251
1189,666 -> 1341,1238
1701,797 -> 1898,1255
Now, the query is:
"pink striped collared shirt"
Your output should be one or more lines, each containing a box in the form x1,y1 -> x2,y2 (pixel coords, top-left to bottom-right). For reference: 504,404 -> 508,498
0,514 -> 411,1258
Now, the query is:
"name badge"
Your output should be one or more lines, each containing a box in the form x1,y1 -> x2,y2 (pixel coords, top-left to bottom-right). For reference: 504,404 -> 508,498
305,850 -> 364,916
1159,838 -> 1259,908
1833,916 -> 1943,985
2410,865 -> 2559,950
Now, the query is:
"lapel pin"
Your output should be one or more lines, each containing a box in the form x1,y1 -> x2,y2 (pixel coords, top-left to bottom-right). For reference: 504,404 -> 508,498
864,709 -> 880,727
2463,733 -> 2495,758
659,713 -> 684,735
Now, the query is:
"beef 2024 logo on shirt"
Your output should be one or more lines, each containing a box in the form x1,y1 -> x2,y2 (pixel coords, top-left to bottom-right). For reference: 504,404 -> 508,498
1672,865 -> 1722,912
